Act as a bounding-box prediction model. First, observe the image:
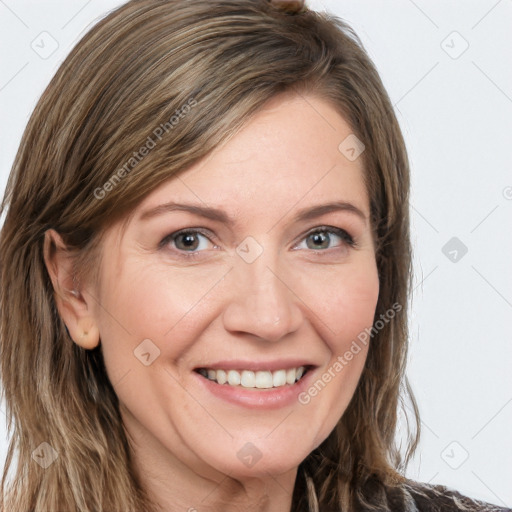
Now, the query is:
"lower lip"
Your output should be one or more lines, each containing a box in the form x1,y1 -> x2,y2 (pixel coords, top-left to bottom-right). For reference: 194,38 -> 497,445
194,370 -> 314,409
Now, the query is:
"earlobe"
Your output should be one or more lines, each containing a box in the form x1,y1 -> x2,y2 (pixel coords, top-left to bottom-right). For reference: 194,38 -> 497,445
43,229 -> 101,350
74,317 -> 101,350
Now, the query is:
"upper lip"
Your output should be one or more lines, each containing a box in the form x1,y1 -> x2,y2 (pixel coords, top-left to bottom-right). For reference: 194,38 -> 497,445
194,359 -> 316,372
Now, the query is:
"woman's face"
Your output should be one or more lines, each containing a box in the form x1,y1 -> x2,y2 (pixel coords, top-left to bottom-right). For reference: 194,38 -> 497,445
86,93 -> 379,481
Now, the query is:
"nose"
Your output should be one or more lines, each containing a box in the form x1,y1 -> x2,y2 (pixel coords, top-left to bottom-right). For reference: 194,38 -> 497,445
221,249 -> 303,343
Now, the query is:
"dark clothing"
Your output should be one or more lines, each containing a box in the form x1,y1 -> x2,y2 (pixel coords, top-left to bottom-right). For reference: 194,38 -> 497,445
392,479 -> 511,512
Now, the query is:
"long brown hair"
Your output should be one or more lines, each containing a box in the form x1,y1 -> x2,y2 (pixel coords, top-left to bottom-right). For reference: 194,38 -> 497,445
0,1 -> 419,510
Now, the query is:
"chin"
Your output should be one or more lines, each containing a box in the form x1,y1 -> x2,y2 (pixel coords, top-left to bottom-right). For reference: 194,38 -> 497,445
207,437 -> 314,479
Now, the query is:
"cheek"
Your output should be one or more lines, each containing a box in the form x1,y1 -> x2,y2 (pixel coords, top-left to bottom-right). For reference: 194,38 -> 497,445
292,258 -> 379,446
302,257 -> 380,347
94,261 -> 230,371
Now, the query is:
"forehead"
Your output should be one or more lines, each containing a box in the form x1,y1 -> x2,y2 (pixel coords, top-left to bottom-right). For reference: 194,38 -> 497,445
136,92 -> 369,222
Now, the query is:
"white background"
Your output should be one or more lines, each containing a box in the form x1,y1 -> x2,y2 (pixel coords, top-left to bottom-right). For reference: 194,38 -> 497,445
0,0 -> 511,507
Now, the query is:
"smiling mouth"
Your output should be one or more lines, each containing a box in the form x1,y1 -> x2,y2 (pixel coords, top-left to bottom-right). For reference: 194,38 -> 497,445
195,366 -> 310,390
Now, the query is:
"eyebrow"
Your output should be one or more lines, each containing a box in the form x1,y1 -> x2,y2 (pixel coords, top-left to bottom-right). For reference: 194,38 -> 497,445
139,200 -> 368,225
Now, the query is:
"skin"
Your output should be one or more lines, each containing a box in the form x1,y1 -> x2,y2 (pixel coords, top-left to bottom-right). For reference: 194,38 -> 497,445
44,92 -> 380,512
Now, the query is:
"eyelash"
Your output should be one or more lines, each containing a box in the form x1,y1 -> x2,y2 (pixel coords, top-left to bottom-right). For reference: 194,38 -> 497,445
159,226 -> 357,259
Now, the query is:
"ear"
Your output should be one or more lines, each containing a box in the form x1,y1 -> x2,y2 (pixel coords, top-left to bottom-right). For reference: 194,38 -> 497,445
43,229 -> 100,350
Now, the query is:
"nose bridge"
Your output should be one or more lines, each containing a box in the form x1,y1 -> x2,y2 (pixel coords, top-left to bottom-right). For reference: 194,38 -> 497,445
222,239 -> 302,342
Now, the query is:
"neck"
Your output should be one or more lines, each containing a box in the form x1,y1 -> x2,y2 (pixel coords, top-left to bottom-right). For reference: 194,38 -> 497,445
144,467 -> 296,512
123,409 -> 297,512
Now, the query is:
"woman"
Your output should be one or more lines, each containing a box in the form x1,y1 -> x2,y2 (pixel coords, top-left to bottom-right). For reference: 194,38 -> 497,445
0,0 -> 508,510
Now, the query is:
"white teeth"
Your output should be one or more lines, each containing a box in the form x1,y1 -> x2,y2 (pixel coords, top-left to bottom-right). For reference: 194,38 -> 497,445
227,370 -> 241,386
240,370 -> 255,388
286,368 -> 296,385
199,366 -> 306,389
216,369 -> 227,385
272,369 -> 287,387
255,371 -> 273,389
